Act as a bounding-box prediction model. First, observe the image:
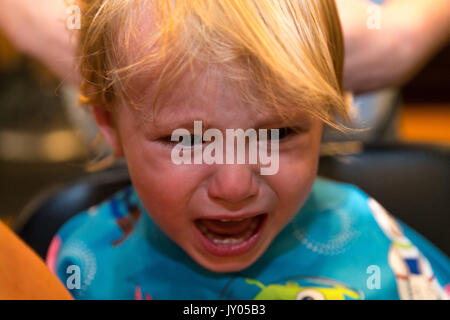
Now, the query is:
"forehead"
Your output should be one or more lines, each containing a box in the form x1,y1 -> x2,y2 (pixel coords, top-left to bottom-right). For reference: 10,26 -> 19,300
127,67 -> 285,132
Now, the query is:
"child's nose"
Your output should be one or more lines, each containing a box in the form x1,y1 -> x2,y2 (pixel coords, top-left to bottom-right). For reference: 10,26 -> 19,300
208,164 -> 259,205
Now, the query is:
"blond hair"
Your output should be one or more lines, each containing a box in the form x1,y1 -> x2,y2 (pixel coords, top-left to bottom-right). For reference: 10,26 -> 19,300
79,0 -> 349,129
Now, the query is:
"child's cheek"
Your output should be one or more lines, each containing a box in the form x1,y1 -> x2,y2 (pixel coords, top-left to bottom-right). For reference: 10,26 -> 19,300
269,143 -> 319,218
127,149 -> 206,231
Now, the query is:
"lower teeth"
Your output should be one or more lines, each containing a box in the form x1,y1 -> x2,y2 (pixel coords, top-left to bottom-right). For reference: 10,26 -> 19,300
199,219 -> 260,245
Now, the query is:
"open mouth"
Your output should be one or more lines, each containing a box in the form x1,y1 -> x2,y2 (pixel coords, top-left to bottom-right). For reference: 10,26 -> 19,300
194,214 -> 267,257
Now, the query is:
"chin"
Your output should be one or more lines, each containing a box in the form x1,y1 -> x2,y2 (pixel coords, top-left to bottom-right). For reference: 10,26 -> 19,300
196,256 -> 258,273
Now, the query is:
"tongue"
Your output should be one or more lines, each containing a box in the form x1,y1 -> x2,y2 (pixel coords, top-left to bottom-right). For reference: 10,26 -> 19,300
199,217 -> 256,236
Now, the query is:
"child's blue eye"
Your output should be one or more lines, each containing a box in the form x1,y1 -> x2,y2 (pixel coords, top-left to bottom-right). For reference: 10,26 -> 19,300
159,127 -> 300,147
181,135 -> 203,147
160,134 -> 204,147
268,127 -> 298,141
278,127 -> 294,140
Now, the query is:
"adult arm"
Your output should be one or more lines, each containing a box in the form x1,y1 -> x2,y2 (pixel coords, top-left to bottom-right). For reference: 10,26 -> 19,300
0,0 -> 80,84
337,0 -> 450,93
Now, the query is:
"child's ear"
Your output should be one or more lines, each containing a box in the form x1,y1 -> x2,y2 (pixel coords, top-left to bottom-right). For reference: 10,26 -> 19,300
92,105 -> 124,157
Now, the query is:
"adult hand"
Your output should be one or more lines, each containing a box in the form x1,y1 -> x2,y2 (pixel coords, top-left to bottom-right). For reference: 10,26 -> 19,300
337,0 -> 450,93
0,0 -> 80,84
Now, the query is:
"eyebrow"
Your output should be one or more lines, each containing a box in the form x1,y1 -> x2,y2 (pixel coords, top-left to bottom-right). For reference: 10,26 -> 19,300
147,118 -> 211,134
254,114 -> 313,129
148,116 -> 312,135
144,108 -> 312,135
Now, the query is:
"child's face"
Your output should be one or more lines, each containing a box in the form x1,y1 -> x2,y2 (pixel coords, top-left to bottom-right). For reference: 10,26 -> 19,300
96,71 -> 323,273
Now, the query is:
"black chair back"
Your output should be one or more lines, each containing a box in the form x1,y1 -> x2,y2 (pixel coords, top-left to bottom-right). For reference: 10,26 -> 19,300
14,165 -> 131,259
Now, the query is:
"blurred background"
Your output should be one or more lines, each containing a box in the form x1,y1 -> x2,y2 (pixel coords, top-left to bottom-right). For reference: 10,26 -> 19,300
0,32 -> 89,226
0,0 -> 448,255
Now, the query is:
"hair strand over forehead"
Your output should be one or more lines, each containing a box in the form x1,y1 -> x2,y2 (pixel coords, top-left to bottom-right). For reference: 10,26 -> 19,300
78,0 -> 350,130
